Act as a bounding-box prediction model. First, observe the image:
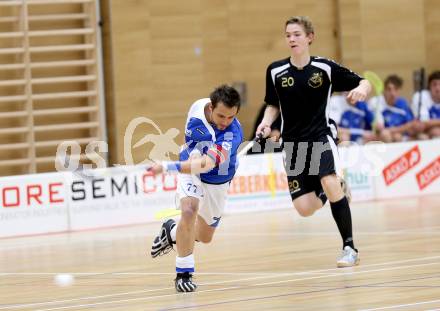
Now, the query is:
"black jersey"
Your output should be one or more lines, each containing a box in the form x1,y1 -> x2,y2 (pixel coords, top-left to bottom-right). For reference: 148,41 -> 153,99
264,56 -> 362,142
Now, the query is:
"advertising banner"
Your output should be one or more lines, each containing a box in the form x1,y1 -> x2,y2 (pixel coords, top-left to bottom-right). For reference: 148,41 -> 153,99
226,153 -> 291,213
1,140 -> 439,238
339,143 -> 383,202
66,170 -> 178,230
374,141 -> 440,198
0,172 -> 68,237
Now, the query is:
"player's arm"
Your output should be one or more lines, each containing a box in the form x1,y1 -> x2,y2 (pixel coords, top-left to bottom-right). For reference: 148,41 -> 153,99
387,123 -> 412,134
256,105 -> 280,138
257,64 -> 282,138
328,59 -> 372,104
347,79 -> 372,104
147,155 -> 216,176
423,118 -> 440,130
148,144 -> 228,176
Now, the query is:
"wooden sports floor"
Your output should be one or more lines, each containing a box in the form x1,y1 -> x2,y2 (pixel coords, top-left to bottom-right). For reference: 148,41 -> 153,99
1,194 -> 440,311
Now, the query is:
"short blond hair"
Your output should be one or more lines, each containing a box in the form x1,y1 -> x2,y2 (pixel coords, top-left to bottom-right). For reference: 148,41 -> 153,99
285,16 -> 314,36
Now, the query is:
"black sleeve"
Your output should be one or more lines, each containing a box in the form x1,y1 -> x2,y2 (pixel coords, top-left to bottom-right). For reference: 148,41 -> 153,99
264,65 -> 280,108
330,60 -> 363,92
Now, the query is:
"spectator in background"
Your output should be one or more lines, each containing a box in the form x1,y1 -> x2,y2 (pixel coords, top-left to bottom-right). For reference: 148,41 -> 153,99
412,70 -> 440,139
330,93 -> 375,144
369,75 -> 414,142
248,103 -> 282,154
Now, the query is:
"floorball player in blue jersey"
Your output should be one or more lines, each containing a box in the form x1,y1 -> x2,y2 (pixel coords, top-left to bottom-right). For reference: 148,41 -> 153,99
148,84 -> 244,292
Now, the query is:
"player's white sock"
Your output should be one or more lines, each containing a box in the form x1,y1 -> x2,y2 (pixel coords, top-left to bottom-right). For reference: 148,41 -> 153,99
171,225 -> 177,243
176,254 -> 195,273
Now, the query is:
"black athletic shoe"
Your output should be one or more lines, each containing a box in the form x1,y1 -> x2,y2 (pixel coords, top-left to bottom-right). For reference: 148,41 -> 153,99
151,219 -> 176,258
175,272 -> 197,292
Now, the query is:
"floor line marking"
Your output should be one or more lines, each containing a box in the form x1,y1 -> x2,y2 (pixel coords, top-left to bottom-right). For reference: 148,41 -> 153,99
3,260 -> 438,311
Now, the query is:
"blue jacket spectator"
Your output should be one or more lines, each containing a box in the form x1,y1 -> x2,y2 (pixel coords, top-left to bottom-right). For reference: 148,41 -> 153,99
339,101 -> 374,143
411,70 -> 440,139
369,74 -> 415,142
382,98 -> 414,128
330,94 -> 375,144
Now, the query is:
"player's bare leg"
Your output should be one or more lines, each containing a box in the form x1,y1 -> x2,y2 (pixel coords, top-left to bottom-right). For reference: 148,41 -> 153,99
292,192 -> 323,217
176,197 -> 199,256
195,215 -> 216,243
321,174 -> 344,202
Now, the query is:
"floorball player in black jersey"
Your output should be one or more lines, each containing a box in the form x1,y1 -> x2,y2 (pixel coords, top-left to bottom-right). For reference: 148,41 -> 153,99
256,16 -> 372,267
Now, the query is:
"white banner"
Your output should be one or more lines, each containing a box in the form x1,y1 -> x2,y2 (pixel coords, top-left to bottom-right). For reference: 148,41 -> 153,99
0,172 -> 68,237
67,171 -> 177,230
226,153 -> 291,213
1,140 -> 439,238
339,144 -> 382,202
373,140 -> 440,198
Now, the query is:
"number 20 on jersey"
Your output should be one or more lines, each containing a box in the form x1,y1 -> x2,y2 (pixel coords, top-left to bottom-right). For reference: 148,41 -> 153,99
281,77 -> 294,87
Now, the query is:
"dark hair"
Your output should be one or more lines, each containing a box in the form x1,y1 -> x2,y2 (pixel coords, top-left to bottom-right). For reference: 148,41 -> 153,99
384,74 -> 403,89
209,84 -> 241,111
285,16 -> 314,36
428,70 -> 440,87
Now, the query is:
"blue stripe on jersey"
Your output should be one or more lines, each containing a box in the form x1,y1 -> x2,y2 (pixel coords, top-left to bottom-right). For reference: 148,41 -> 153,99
176,267 -> 195,273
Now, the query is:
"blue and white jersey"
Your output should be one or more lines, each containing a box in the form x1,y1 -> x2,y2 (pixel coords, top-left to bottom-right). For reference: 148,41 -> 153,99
180,98 -> 243,184
339,101 -> 373,143
411,90 -> 440,121
429,103 -> 440,119
382,98 -> 414,128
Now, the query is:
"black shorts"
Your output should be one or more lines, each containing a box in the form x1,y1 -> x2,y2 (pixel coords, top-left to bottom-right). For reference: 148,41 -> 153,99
282,135 -> 339,201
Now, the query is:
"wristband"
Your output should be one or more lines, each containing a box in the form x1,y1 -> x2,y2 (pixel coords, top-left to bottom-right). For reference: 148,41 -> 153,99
162,161 -> 182,173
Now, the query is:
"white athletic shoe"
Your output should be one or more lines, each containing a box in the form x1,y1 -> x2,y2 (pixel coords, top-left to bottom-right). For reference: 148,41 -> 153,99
337,246 -> 359,267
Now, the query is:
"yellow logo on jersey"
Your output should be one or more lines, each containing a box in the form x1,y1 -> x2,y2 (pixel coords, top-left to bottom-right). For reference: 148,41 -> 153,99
308,72 -> 323,88
288,180 -> 300,193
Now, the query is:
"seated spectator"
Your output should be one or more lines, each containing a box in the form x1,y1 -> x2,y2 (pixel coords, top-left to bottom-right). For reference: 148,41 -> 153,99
369,75 -> 415,142
411,70 -> 440,139
330,93 -> 375,144
248,103 -> 282,154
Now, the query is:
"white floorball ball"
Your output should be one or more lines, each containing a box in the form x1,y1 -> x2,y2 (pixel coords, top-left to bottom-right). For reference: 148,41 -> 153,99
54,273 -> 75,287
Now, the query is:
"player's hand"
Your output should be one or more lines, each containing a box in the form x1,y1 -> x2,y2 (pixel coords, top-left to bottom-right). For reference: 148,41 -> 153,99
256,122 -> 271,138
147,163 -> 164,176
363,130 -> 376,142
412,120 -> 425,132
346,86 -> 368,104
269,129 -> 281,142
375,122 -> 384,131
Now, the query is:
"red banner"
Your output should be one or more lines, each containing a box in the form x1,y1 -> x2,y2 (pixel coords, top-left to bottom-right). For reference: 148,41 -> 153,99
382,145 -> 421,186
416,156 -> 440,190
